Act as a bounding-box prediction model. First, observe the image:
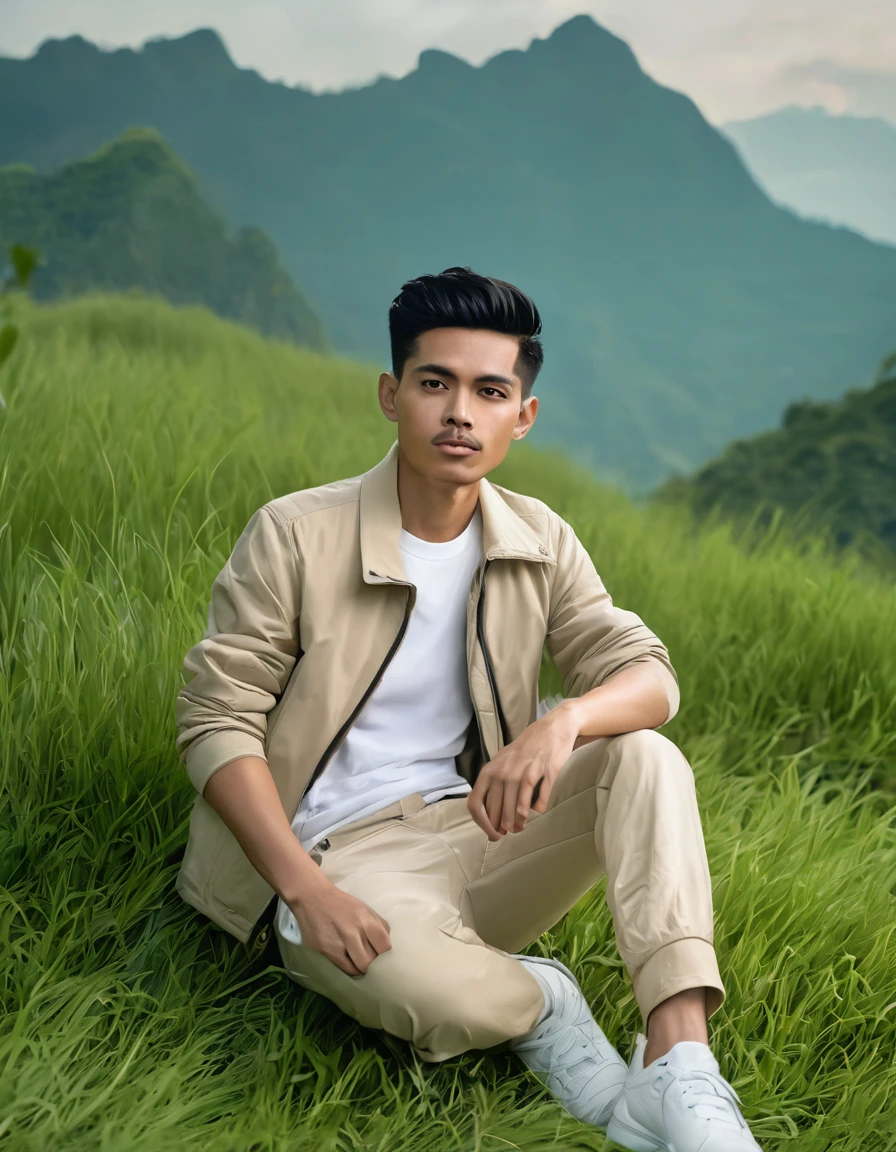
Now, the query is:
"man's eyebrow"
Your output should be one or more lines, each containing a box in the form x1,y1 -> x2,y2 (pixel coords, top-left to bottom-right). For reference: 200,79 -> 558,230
412,362 -> 516,387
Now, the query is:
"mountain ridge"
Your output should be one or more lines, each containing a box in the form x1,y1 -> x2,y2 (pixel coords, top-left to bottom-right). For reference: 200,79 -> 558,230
723,105 -> 896,245
656,349 -> 896,569
0,128 -> 328,349
2,16 -> 894,488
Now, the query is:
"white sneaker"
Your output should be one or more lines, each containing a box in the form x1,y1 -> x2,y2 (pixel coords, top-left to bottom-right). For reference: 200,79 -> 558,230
606,1033 -> 763,1151
507,953 -> 628,1127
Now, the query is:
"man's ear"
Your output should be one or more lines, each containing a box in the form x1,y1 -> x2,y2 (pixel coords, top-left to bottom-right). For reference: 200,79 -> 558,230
378,372 -> 400,422
513,395 -> 538,438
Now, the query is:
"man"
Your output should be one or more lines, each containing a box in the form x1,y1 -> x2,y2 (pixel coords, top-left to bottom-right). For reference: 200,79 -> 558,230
175,266 -> 762,1150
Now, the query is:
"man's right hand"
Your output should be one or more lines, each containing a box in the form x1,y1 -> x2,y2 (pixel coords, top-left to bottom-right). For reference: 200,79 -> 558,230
291,875 -> 393,977
199,756 -> 393,977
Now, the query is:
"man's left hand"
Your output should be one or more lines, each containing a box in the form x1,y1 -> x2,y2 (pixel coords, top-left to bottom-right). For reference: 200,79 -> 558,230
466,703 -> 580,841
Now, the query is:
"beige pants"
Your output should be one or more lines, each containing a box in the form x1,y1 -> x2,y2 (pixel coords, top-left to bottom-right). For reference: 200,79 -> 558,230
275,727 -> 725,1062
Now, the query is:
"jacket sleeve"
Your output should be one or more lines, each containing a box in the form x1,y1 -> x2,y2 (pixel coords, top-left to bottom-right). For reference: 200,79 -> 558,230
175,504 -> 303,795
545,516 -> 680,728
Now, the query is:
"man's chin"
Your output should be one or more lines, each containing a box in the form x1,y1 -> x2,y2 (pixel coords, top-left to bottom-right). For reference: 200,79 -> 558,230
432,460 -> 487,488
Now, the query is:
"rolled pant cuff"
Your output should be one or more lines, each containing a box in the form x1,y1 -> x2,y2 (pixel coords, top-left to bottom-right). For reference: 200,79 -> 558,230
632,937 -> 725,1025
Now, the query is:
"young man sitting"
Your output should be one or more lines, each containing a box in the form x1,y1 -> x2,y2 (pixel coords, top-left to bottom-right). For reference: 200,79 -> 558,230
175,266 -> 762,1151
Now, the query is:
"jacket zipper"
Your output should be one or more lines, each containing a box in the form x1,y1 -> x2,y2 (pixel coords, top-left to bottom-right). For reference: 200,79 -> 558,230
256,566 -> 499,951
254,580 -> 415,953
299,579 -> 416,801
476,559 -> 509,751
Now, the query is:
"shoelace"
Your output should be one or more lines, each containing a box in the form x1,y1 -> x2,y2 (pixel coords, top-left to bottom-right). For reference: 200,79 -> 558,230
520,1018 -> 606,1083
667,1066 -> 746,1126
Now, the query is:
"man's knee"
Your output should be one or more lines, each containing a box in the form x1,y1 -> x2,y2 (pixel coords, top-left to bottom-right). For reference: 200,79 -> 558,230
608,728 -> 695,795
365,942 -> 543,1053
375,944 -> 536,1036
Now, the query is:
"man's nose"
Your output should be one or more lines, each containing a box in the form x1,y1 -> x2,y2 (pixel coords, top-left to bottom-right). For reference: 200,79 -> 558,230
447,394 -> 473,425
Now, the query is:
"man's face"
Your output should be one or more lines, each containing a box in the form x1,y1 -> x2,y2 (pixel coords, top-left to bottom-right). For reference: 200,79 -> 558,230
378,327 -> 538,482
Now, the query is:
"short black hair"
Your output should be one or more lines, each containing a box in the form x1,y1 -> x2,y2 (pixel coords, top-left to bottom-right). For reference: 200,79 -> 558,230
388,266 -> 543,401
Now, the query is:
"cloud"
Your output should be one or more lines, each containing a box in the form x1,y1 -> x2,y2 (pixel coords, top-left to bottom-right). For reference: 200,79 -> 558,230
779,58 -> 896,120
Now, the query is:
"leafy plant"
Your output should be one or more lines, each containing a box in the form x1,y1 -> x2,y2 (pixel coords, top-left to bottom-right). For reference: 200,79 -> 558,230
0,243 -> 39,412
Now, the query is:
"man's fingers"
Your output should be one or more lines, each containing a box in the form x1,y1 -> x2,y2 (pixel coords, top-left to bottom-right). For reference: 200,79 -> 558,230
501,775 -> 523,833
345,932 -> 377,975
329,944 -> 363,976
367,919 -> 392,956
468,776 -> 514,840
485,781 -> 506,839
509,774 -> 536,829
467,788 -> 500,840
531,777 -> 553,814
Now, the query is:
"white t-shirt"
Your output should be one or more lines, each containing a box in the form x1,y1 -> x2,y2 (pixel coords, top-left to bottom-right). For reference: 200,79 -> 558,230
276,503 -> 482,945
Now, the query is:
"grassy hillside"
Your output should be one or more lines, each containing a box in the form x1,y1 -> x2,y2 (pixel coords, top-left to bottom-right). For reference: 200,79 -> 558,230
3,20 -> 896,490
0,128 -> 328,349
654,350 -> 896,571
1,295 -> 894,1150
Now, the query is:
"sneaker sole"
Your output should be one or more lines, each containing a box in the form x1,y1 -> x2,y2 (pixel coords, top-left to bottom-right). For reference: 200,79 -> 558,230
606,1096 -> 668,1151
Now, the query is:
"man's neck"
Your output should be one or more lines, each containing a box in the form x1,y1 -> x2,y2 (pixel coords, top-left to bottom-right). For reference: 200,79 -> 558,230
396,446 -> 481,543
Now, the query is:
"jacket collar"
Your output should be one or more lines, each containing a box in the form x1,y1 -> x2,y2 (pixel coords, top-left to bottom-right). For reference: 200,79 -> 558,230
360,439 -> 554,584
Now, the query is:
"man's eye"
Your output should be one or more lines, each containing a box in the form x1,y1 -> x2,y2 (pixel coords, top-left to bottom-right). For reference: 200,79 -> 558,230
422,380 -> 505,398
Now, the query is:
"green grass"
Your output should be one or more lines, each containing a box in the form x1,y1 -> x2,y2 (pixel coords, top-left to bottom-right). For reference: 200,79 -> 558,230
1,294 -> 894,1151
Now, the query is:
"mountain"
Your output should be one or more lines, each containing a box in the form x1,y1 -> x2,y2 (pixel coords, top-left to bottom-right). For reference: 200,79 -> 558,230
0,128 -> 328,350
654,350 -> 896,567
2,18 -> 895,489
723,106 -> 896,247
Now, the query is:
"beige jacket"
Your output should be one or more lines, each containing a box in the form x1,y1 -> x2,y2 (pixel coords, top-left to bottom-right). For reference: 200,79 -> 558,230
174,440 -> 679,951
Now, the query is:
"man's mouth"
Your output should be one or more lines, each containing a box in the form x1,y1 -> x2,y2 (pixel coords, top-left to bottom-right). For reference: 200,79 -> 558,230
436,442 -> 478,455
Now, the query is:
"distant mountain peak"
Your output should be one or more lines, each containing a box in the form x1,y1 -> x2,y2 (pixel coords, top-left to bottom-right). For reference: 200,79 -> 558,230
34,34 -> 101,62
541,13 -> 639,66
410,14 -> 641,85
416,47 -> 472,74
83,127 -> 195,181
515,11 -> 640,78
726,104 -> 849,131
142,27 -> 234,70
30,27 -> 237,81
548,13 -> 608,39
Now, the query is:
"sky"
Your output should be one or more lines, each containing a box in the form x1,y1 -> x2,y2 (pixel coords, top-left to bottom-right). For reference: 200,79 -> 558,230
1,0 -> 894,125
